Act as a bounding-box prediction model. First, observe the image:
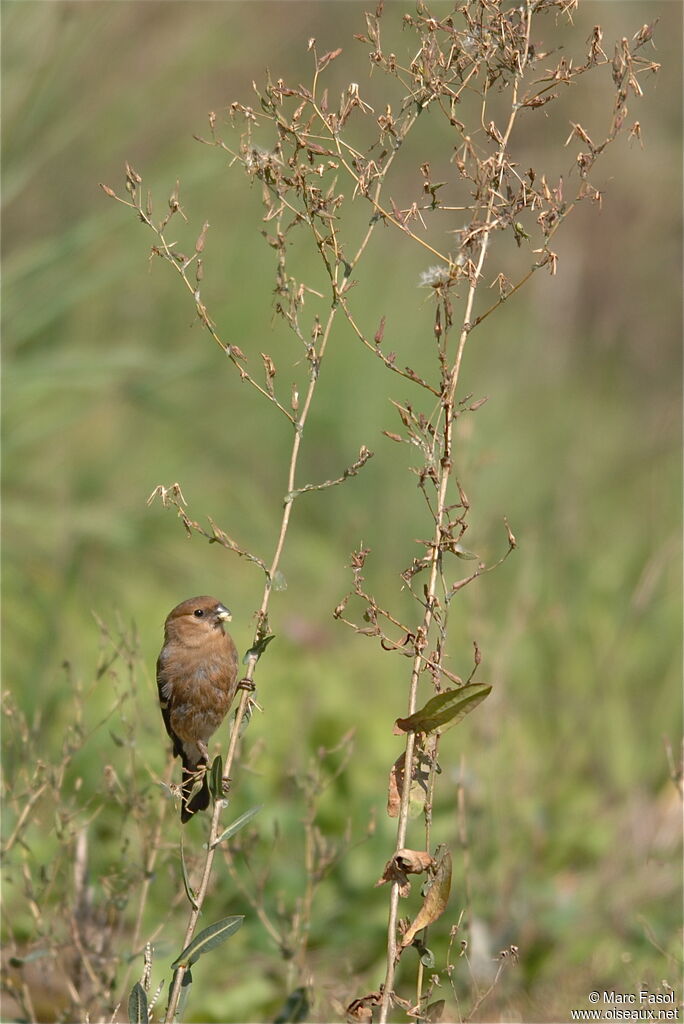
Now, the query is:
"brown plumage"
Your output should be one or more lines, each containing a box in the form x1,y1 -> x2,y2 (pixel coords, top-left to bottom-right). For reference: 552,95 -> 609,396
156,596 -> 239,822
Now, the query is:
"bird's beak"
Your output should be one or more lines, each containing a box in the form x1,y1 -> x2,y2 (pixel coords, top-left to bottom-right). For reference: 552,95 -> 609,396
216,604 -> 232,622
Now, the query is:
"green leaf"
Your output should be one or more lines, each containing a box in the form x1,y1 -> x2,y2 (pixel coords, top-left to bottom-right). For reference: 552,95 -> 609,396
171,916 -> 244,969
273,986 -> 310,1023
419,944 -> 436,968
424,999 -> 446,1022
453,542 -> 479,560
127,982 -> 148,1024
8,949 -> 50,967
211,804 -> 263,849
208,754 -> 224,802
167,967 -> 193,1023
395,683 -> 492,736
177,968 -> 192,1021
180,837 -> 198,910
237,698 -> 254,737
242,633 -> 276,664
272,570 -> 287,591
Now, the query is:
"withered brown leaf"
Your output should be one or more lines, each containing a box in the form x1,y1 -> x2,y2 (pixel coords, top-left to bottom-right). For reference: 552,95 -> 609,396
401,845 -> 452,947
375,848 -> 436,897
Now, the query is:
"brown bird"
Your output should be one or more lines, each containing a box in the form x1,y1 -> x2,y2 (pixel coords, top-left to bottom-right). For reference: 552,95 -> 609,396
157,596 -> 239,822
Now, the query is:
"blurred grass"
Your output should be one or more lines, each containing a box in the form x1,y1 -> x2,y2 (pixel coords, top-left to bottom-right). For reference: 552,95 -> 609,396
2,2 -> 682,1022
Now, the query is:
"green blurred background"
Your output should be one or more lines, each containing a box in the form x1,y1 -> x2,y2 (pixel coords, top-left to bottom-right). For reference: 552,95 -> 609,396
2,2 -> 682,1022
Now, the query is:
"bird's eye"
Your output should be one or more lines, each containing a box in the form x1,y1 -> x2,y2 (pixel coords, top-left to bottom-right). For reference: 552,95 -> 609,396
193,609 -> 204,618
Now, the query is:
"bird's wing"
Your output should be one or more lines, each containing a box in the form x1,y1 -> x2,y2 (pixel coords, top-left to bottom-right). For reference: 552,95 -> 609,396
156,652 -> 184,759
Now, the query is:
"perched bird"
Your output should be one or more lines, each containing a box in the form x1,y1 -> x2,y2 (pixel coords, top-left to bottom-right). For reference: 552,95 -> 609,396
156,596 -> 239,822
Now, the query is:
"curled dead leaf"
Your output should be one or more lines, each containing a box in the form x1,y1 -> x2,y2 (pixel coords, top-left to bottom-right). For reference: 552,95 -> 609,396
396,849 -> 435,874
375,848 -> 435,897
375,856 -> 409,896
401,845 -> 452,947
387,752 -> 404,818
386,741 -> 435,819
346,991 -> 382,1024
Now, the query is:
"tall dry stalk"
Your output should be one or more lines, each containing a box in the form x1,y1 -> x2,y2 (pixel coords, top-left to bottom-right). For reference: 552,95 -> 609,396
100,3 -> 659,1020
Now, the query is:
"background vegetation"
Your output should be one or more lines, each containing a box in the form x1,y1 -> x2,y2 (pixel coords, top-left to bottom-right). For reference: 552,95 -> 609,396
2,2 -> 682,1022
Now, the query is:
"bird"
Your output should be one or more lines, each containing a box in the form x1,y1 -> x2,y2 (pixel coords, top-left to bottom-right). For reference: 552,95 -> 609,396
156,596 -> 239,822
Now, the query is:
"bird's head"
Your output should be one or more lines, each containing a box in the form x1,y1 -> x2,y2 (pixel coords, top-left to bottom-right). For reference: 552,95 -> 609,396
163,595 -> 232,645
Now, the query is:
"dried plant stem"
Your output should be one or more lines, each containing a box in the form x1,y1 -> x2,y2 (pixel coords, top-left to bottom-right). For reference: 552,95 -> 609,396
117,758 -> 174,1000
221,850 -> 285,951
456,754 -> 473,941
378,49 -> 528,1020
107,82 -> 424,1018
2,782 -> 48,857
163,302 -> 340,1024
99,185 -> 294,422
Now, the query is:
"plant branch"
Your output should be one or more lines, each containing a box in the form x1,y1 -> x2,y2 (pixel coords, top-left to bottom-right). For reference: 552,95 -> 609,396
377,8 -> 532,1014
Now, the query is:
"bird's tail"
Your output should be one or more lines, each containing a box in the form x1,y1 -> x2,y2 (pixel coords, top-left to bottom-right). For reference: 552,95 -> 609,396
180,758 -> 210,823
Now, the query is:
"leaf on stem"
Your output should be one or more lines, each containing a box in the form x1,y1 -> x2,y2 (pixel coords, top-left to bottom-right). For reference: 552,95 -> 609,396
416,941 -> 436,968
170,916 -> 244,969
346,992 -> 382,1023
180,838 -> 199,910
272,571 -> 288,592
401,845 -> 452,947
127,982 -> 148,1024
386,739 -> 434,818
424,999 -> 446,1022
208,754 -> 224,802
453,542 -> 479,560
387,753 -> 404,817
375,848 -> 435,896
168,966 -> 193,1022
394,683 -> 491,736
242,633 -> 276,664
211,804 -> 263,849
8,949 -> 50,967
273,985 -> 310,1023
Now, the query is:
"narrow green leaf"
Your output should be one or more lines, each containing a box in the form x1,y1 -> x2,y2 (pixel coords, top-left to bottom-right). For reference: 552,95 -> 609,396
127,982 -> 148,1024
211,804 -> 263,849
208,754 -> 224,802
453,542 -> 479,560
243,633 -> 276,664
171,916 -> 244,969
167,967 -> 193,1023
180,837 -> 198,910
177,968 -> 192,1021
395,683 -> 492,736
237,698 -> 254,737
8,949 -> 50,967
273,986 -> 310,1023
